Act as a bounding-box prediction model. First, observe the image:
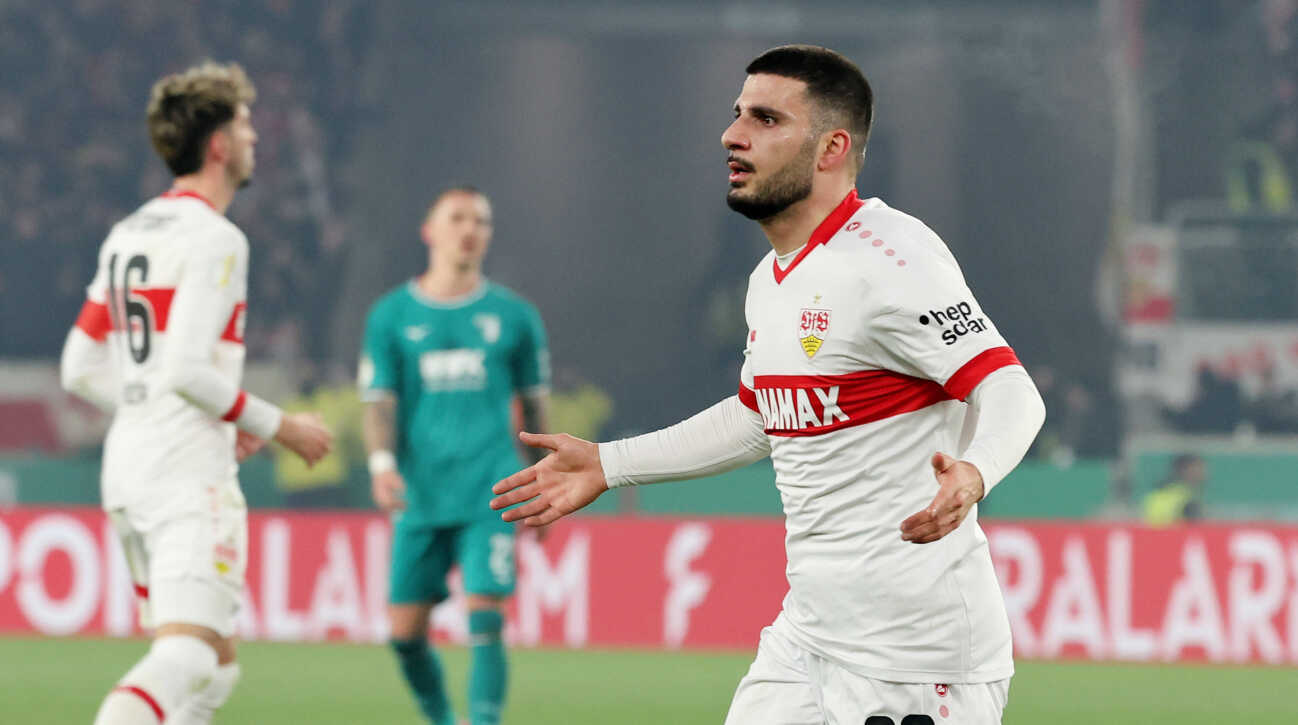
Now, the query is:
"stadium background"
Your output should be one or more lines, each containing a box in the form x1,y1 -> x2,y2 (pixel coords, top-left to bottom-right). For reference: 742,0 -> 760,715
3,1 -> 1298,722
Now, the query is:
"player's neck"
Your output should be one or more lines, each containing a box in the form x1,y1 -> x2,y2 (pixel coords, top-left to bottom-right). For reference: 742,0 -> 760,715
419,266 -> 482,300
169,171 -> 236,215
758,181 -> 856,256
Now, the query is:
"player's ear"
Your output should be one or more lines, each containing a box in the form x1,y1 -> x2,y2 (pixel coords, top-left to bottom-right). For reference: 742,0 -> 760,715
206,126 -> 230,166
419,218 -> 436,248
816,128 -> 853,172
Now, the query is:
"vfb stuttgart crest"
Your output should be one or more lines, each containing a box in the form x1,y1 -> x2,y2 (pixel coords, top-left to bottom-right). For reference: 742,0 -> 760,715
797,308 -> 830,358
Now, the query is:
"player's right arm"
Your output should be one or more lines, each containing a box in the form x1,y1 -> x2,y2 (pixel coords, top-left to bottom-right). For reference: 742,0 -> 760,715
60,258 -> 117,412
492,317 -> 770,527
358,298 -> 405,511
490,395 -> 769,527
161,234 -> 330,464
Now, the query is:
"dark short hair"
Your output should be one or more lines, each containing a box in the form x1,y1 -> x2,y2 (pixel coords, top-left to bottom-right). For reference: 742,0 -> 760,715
746,45 -> 873,170
426,185 -> 487,218
1172,453 -> 1203,475
146,61 -> 255,176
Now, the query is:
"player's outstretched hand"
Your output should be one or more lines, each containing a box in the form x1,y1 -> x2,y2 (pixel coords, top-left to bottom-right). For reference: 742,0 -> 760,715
235,430 -> 266,463
490,432 -> 608,527
274,412 -> 333,467
899,452 -> 985,544
371,470 -> 406,511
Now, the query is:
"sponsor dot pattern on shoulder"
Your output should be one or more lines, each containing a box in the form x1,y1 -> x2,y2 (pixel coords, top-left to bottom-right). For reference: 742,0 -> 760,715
860,229 -> 906,266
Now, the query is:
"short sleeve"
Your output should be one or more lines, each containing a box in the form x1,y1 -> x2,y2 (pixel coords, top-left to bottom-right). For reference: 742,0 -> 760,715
511,302 -> 550,394
358,300 -> 400,401
74,254 -> 112,341
867,258 -> 1020,401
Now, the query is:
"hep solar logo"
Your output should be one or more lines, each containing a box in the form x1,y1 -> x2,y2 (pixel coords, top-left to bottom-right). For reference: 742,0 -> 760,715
917,301 -> 990,346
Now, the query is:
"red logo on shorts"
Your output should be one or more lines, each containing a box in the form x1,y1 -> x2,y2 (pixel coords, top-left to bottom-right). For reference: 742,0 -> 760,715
935,684 -> 949,698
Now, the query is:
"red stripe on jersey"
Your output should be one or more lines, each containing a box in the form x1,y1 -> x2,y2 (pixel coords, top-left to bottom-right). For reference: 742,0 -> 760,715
75,300 -> 111,341
737,382 -> 759,412
160,188 -> 217,210
222,390 -> 247,422
132,288 -> 175,331
943,346 -> 1021,401
113,685 -> 165,722
221,302 -> 247,343
752,369 -> 952,437
773,189 -> 865,284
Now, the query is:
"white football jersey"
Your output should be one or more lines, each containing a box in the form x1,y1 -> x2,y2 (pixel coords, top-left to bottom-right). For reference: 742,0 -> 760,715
78,191 -> 251,510
737,191 -> 1020,683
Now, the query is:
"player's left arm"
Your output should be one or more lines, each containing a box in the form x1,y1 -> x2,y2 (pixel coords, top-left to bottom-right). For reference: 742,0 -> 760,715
900,367 -> 1045,543
863,242 -> 1045,543
61,319 -> 116,413
60,257 -> 117,412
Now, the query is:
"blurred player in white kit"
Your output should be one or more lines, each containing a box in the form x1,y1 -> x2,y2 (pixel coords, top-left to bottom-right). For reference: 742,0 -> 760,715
490,46 -> 1047,724
60,61 -> 332,725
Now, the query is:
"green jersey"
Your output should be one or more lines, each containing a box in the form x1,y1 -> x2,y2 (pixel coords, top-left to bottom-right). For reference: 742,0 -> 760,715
360,280 -> 549,526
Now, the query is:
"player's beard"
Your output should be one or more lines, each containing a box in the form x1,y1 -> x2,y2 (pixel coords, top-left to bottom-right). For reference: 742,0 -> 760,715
726,137 -> 816,221
229,154 -> 254,189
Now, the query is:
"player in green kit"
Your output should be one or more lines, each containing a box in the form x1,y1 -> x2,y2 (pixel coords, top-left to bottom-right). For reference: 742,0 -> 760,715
359,187 -> 549,725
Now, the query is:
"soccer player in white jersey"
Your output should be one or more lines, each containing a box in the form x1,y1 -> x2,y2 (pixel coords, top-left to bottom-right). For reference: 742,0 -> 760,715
59,62 -> 333,725
490,46 -> 1046,724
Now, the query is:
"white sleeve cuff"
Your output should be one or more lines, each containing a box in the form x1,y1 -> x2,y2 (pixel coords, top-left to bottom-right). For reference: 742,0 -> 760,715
599,396 -> 769,488
227,391 -> 282,440
360,387 -> 396,403
960,366 -> 1046,497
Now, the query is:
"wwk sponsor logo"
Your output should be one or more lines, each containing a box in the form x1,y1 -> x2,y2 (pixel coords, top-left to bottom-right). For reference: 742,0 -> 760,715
419,349 -> 486,390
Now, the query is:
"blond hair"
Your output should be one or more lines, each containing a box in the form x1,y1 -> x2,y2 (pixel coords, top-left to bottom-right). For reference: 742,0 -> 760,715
146,61 -> 256,176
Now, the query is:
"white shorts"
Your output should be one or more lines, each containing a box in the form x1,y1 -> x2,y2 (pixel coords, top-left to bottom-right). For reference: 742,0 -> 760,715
107,478 -> 247,638
725,623 -> 1010,725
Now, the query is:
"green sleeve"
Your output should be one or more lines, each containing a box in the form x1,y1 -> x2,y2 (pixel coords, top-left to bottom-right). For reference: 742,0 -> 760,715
358,300 -> 400,400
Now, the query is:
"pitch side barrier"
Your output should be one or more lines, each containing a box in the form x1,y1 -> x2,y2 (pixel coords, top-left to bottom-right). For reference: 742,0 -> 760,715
11,447 -> 1298,519
1,456 -> 1114,518
2,507 -> 1298,665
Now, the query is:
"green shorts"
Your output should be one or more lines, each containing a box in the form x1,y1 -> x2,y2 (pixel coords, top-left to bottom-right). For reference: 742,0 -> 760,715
389,517 -> 516,604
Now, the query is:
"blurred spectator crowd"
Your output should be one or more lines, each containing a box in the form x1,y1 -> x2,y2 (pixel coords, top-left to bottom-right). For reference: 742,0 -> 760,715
4,0 -> 1297,457
1227,0 -> 1298,214
1165,363 -> 1298,435
0,0 -> 372,361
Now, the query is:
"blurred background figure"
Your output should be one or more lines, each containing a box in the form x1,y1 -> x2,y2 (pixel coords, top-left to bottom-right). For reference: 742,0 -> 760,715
1161,365 -> 1245,435
1142,453 -> 1208,526
360,188 -> 550,725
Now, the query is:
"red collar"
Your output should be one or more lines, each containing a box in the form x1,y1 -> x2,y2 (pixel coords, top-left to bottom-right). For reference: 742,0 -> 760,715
160,188 -> 217,210
772,189 -> 864,284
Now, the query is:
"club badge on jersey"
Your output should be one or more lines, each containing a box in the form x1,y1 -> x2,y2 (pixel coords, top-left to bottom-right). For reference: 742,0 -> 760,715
797,307 -> 831,358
